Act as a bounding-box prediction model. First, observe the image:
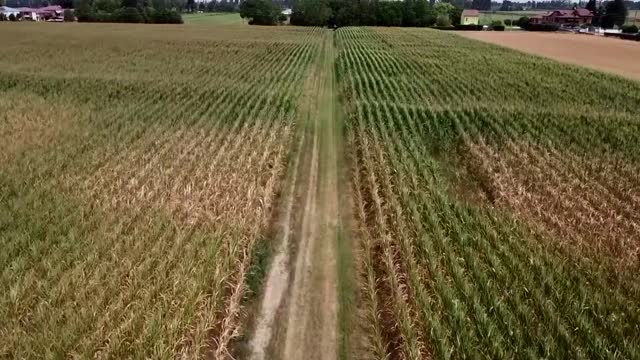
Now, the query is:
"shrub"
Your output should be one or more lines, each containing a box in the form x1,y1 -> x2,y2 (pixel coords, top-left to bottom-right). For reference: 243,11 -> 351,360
63,9 -> 75,22
490,20 -> 504,31
94,10 -> 112,22
151,9 -> 183,24
431,25 -> 455,30
436,14 -> 451,27
516,16 -> 530,28
621,24 -> 638,34
113,7 -> 143,23
8,13 -> 16,21
504,19 -> 512,26
524,23 -> 560,32
454,24 -> 483,30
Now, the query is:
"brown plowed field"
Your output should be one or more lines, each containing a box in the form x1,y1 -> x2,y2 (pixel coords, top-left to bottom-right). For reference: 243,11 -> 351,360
460,32 -> 640,81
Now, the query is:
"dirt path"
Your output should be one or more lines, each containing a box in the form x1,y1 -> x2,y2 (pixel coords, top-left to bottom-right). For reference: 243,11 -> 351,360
247,30 -> 343,360
459,31 -> 640,81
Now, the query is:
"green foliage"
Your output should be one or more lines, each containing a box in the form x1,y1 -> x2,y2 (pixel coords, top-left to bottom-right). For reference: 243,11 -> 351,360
504,19 -> 512,25
63,9 -> 75,21
490,19 -> 503,26
112,6 -> 144,22
151,8 -> 182,23
239,0 -> 282,25
433,2 -> 455,17
448,5 -> 462,25
602,0 -> 628,28
94,0 -> 120,13
289,0 -> 443,28
453,24 -> 484,30
290,0 -> 331,26
75,0 -> 94,22
621,24 -> 638,33
436,13 -> 451,26
516,15 -> 530,27
524,22 -> 560,31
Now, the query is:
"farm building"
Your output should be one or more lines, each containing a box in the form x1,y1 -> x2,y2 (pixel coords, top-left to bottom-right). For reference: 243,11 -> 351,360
530,9 -> 593,25
0,6 -> 20,18
0,5 -> 62,20
461,9 -> 480,25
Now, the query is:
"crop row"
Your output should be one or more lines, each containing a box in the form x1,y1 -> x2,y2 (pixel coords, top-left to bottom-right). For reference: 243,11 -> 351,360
0,25 -> 324,358
337,27 -> 640,359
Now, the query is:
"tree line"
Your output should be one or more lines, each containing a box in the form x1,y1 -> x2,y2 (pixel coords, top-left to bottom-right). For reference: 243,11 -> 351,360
74,0 -> 183,23
587,0 -> 630,28
290,0 -> 464,27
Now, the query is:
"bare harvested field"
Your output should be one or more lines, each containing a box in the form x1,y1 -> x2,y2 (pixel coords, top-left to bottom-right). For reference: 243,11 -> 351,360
460,31 -> 640,81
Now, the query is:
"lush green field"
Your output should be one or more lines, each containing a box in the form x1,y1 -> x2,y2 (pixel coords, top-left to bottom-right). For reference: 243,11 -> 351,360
0,23 -> 322,358
337,27 -> 640,359
182,12 -> 244,25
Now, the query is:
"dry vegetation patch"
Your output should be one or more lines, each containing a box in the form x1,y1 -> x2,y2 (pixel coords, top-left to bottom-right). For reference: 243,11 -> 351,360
467,139 -> 640,267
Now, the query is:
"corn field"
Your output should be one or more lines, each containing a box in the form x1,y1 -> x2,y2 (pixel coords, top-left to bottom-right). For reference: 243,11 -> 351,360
0,24 -> 323,358
337,27 -> 640,359
1,22 -> 639,360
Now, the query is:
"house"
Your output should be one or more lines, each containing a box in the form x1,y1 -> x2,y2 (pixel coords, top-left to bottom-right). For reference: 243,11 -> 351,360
37,5 -> 64,20
461,9 -> 480,25
17,7 -> 39,21
0,6 -> 20,19
530,9 -> 593,25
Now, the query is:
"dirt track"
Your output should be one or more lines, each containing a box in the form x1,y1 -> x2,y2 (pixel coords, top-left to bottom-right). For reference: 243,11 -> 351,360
460,32 -> 640,81
247,31 -> 341,360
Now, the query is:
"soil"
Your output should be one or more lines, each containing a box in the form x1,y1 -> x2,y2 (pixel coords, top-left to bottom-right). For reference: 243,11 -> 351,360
245,30 -> 342,360
460,31 -> 640,81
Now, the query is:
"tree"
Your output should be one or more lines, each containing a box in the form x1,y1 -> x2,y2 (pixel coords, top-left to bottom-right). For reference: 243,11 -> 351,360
414,0 -> 431,26
500,0 -> 512,11
63,8 -> 75,20
290,0 -> 330,26
94,0 -> 119,13
74,0 -> 94,21
433,2 -> 455,17
516,15 -> 530,28
402,0 -> 417,26
585,0 -> 597,13
240,0 -> 282,25
435,13 -> 451,26
448,5 -> 462,25
602,0 -> 627,28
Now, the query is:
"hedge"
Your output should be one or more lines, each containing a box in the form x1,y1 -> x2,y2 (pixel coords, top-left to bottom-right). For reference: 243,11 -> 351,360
523,23 -> 560,32
454,24 -> 484,30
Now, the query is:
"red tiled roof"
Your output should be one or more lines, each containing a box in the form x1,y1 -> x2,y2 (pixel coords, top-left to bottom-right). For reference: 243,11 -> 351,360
575,8 -> 593,16
546,9 -> 593,18
462,9 -> 480,16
